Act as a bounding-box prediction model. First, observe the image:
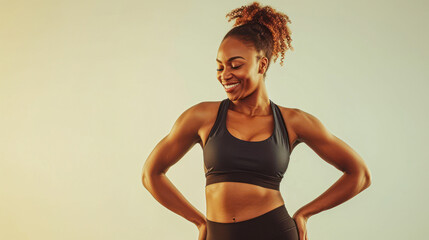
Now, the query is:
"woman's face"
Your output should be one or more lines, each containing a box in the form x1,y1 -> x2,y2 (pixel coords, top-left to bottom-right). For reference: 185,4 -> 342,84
216,36 -> 267,100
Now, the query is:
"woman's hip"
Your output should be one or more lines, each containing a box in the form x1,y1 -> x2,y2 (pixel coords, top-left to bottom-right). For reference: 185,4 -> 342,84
206,204 -> 299,240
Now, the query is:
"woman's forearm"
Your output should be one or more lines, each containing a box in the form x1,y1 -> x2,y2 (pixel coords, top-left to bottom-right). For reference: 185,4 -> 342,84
143,172 -> 206,227
296,172 -> 371,219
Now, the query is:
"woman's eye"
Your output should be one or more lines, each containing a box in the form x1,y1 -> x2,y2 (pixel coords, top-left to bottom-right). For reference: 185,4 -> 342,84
216,65 -> 241,71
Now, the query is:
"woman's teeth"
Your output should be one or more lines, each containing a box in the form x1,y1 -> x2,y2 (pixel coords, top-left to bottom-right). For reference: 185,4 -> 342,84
225,83 -> 240,89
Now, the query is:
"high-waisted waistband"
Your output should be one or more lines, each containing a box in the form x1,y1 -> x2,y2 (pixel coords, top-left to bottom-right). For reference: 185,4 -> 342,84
206,204 -> 299,240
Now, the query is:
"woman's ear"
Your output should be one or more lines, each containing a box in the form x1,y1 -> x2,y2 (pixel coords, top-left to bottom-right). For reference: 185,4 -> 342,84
258,56 -> 268,74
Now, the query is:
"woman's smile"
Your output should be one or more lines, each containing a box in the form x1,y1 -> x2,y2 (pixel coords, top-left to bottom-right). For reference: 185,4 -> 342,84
224,82 -> 241,92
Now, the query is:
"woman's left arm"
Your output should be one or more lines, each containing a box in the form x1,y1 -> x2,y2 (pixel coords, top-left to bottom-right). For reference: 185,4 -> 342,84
292,109 -> 372,220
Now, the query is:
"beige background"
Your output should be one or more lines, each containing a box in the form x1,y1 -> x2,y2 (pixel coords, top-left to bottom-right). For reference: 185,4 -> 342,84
1,0 -> 428,239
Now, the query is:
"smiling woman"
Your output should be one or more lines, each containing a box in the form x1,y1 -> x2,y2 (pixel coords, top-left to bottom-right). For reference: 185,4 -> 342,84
215,3 -> 293,103
142,1 -> 371,240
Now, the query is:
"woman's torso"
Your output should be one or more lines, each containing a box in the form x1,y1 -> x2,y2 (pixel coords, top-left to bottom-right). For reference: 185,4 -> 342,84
198,99 -> 299,223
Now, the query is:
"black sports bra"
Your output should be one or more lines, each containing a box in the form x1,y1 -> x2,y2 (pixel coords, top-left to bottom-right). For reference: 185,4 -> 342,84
203,98 -> 291,191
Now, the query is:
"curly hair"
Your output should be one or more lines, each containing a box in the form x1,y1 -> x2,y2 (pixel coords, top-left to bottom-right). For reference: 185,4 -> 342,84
223,1 -> 293,78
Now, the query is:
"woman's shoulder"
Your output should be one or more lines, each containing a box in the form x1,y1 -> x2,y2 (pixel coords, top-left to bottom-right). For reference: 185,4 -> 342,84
276,104 -> 320,124
275,103 -> 303,122
275,104 -> 330,144
189,100 -> 223,113
167,100 -> 223,142
181,100 -> 223,124
179,100 -> 224,145
275,104 -> 316,139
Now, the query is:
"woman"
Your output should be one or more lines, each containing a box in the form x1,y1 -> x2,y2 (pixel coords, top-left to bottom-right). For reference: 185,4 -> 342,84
142,2 -> 371,240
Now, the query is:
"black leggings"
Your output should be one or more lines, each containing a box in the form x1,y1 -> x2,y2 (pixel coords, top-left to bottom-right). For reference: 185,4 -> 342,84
206,204 -> 299,240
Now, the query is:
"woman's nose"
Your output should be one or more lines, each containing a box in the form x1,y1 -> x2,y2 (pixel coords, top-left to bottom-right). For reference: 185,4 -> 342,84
221,69 -> 232,80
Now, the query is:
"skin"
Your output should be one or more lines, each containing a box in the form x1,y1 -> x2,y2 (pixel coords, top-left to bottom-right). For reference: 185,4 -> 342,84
142,36 -> 372,240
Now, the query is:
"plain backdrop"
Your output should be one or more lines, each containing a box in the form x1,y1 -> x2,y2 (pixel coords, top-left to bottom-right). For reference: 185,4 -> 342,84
1,0 -> 428,239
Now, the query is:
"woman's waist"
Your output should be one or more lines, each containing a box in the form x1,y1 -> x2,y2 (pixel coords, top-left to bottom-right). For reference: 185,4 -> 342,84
205,182 -> 285,222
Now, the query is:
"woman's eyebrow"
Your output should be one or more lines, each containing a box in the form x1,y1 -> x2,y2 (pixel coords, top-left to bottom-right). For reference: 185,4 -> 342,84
216,56 -> 246,63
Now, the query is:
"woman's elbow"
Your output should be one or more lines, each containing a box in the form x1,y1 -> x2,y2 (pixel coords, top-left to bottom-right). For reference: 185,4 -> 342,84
363,168 -> 372,188
142,171 -> 149,189
348,165 -> 372,190
355,165 -> 372,190
142,169 -> 156,189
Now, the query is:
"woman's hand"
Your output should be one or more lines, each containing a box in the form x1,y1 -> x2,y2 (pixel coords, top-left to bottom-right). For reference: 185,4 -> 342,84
197,221 -> 207,240
292,212 -> 309,240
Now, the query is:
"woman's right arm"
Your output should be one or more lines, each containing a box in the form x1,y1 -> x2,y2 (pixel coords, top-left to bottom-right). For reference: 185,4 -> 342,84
141,102 -> 207,228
